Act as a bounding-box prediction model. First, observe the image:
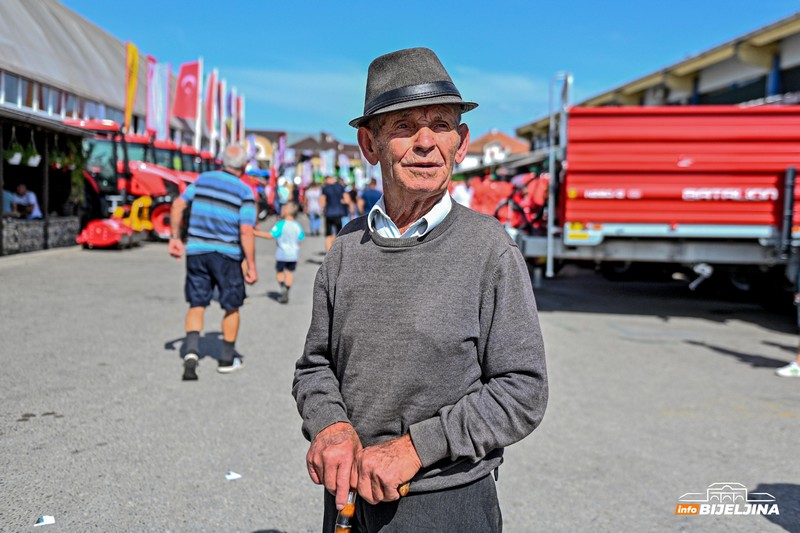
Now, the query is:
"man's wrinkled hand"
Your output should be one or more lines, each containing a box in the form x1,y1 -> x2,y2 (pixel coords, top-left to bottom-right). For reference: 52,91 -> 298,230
306,422 -> 362,510
168,238 -> 184,259
353,434 -> 422,505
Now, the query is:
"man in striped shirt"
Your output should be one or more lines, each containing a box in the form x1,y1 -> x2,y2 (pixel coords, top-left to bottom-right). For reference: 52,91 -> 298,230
168,144 -> 258,380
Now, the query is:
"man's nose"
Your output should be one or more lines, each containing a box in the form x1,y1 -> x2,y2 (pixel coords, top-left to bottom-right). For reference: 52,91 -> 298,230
413,126 -> 435,151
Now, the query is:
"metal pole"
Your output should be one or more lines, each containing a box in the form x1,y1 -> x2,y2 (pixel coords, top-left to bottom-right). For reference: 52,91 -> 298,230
780,166 -> 796,258
546,72 -> 572,278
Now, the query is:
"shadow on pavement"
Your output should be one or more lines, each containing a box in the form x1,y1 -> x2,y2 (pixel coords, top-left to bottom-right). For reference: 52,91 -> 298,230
533,266 -> 796,335
685,340 -> 790,368
753,483 -> 800,532
762,340 -> 798,354
251,530 -> 288,533
266,291 -> 282,302
163,332 -> 227,361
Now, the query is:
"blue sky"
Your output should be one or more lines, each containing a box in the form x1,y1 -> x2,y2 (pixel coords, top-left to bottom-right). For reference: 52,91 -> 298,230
63,0 -> 798,143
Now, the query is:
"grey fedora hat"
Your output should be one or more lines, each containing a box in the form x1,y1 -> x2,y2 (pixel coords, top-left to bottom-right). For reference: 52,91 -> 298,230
349,47 -> 478,128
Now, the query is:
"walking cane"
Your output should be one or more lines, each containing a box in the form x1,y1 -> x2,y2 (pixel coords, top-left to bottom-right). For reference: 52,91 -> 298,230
334,483 -> 410,532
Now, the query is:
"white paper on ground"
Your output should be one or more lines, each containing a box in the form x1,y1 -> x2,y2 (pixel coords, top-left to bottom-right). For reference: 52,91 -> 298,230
225,471 -> 242,481
34,515 -> 55,527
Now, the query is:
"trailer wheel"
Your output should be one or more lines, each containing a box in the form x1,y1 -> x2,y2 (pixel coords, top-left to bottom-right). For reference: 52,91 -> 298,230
150,202 -> 172,241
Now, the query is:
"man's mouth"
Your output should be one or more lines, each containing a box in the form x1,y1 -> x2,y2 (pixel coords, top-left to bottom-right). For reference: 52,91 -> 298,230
404,162 -> 441,168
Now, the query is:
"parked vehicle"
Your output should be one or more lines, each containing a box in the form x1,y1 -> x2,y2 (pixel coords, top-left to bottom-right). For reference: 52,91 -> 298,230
66,119 -> 189,242
514,105 -> 800,303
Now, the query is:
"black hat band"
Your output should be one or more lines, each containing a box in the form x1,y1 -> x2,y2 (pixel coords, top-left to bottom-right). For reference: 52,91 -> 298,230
364,81 -> 462,116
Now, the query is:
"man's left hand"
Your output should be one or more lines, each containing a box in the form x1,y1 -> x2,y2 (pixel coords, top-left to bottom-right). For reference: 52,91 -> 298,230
353,434 -> 422,504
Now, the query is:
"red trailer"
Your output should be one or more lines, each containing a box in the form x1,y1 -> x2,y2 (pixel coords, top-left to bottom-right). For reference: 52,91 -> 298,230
515,106 -> 800,295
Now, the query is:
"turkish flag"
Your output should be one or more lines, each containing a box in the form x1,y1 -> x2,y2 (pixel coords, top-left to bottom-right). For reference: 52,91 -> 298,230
172,60 -> 200,120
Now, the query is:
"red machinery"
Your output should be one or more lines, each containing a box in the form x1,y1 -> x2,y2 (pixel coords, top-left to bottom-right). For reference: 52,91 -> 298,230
515,105 -> 800,294
66,119 -> 186,245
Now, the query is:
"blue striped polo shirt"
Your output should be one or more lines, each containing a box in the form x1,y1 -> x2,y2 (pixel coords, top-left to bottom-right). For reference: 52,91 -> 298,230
180,171 -> 257,259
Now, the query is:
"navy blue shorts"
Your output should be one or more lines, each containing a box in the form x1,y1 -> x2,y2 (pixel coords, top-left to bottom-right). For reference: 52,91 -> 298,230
185,252 -> 245,310
275,261 -> 297,272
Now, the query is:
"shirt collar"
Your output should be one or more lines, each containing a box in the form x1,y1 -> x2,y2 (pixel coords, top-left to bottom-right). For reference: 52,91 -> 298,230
368,193 -> 452,239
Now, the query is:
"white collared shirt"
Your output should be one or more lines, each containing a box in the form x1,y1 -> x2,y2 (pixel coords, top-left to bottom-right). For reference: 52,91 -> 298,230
367,193 -> 452,238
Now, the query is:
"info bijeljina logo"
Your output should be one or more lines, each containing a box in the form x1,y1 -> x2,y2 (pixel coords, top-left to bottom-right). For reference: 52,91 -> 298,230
676,483 -> 780,516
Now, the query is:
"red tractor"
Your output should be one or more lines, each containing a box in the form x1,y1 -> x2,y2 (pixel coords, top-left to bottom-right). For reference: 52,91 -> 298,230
66,119 -> 187,243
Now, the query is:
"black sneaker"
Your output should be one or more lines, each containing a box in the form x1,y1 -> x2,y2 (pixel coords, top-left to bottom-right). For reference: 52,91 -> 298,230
183,353 -> 199,381
279,286 -> 289,304
217,356 -> 244,374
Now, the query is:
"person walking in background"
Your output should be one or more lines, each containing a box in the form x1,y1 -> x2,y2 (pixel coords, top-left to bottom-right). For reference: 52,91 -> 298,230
293,47 -> 547,533
358,178 -> 382,215
320,174 -> 349,252
304,182 -> 323,236
168,144 -> 258,380
255,201 -> 305,304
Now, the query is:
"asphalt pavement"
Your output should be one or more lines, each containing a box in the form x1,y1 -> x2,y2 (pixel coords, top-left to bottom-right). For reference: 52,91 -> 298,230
1,219 -> 798,532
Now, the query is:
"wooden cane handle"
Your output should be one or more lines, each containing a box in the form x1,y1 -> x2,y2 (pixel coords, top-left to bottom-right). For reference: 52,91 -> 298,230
399,482 -> 410,497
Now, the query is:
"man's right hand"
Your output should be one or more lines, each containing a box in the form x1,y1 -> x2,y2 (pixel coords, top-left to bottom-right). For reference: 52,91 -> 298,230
244,263 -> 258,285
306,422 -> 362,511
168,237 -> 184,259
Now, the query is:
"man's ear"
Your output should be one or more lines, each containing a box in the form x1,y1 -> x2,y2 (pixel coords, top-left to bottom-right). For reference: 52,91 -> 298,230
454,123 -> 471,164
357,126 -> 380,165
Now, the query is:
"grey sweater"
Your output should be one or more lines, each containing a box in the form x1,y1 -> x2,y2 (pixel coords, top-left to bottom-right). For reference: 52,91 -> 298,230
292,201 -> 548,492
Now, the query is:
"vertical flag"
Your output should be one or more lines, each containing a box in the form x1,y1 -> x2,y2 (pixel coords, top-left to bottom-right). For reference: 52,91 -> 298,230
338,153 -> 351,181
172,60 -> 201,120
193,58 -> 203,151
146,58 -> 171,140
276,134 -> 286,169
228,86 -> 237,144
205,69 -> 218,154
124,42 -> 139,132
218,78 -> 227,152
145,56 -> 157,134
238,95 -> 245,144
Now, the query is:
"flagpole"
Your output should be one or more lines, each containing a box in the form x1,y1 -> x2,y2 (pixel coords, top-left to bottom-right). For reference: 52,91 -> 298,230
194,57 -> 204,151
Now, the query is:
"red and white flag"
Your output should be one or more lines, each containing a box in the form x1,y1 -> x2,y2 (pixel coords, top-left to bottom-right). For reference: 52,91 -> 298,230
218,78 -> 227,150
205,69 -> 217,138
172,60 -> 200,120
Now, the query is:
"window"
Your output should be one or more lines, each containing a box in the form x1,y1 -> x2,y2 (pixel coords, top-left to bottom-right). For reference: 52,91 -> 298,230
51,88 -> 63,115
39,85 -> 51,114
84,100 -> 96,120
4,72 -> 20,105
19,78 -> 34,108
65,93 -> 77,117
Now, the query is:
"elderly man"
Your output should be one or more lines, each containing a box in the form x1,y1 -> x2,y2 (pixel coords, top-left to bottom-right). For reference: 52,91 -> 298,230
169,144 -> 258,380
293,48 -> 548,532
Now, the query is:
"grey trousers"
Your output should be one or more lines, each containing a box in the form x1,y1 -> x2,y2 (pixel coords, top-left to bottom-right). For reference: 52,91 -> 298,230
321,474 -> 502,532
